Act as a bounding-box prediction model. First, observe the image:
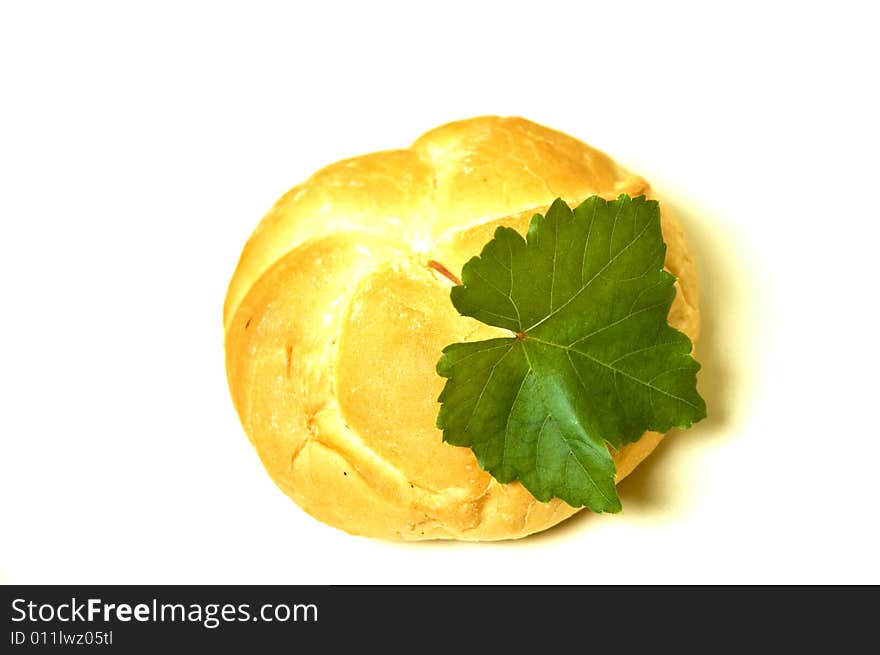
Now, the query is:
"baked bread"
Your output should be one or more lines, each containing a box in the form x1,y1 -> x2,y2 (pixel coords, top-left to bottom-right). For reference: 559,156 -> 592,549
224,116 -> 700,540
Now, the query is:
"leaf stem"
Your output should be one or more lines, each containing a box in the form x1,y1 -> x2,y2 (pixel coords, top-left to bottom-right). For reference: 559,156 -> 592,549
427,260 -> 462,286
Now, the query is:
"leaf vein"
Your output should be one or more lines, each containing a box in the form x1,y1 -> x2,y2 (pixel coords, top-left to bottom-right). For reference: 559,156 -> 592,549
524,216 -> 655,332
530,336 -> 701,410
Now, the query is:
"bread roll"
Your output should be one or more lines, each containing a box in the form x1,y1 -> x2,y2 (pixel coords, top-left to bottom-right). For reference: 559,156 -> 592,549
224,116 -> 700,540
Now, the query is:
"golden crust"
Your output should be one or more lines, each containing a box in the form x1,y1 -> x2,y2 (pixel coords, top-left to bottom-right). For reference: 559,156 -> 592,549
224,116 -> 700,540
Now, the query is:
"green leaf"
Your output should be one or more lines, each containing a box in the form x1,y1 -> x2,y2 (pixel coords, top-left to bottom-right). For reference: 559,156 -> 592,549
436,195 -> 706,512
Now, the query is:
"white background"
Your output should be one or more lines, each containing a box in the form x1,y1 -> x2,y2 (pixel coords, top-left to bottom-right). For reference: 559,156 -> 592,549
1,1 -> 878,584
